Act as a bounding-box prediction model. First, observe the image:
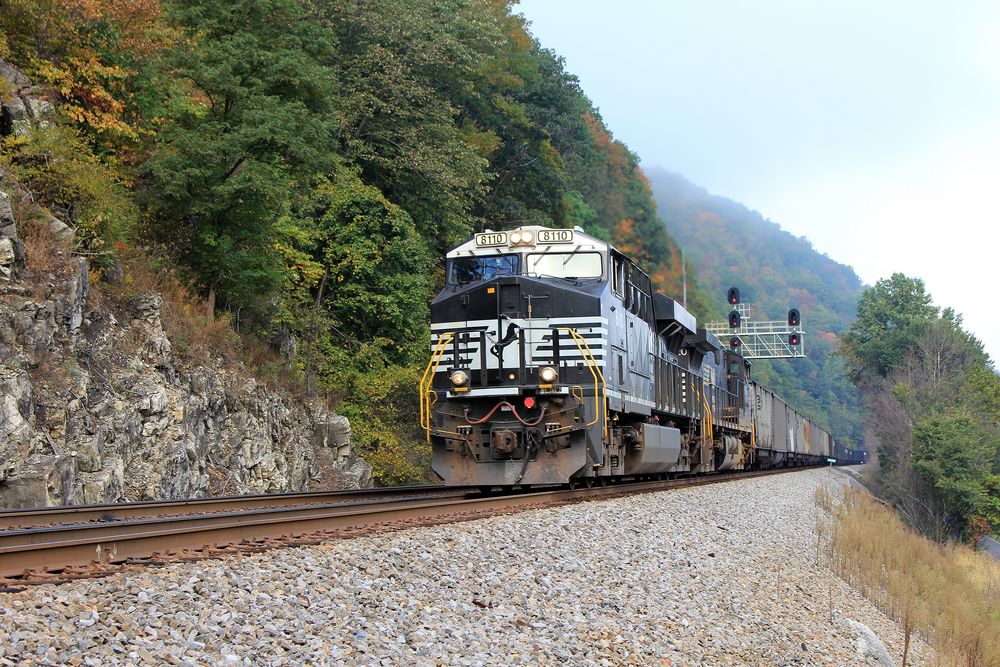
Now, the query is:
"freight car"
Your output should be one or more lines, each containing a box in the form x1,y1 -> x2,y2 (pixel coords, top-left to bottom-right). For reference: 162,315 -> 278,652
422,225 -> 864,487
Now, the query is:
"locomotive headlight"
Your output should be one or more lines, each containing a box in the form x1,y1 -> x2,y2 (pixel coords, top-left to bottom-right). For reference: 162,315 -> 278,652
539,366 -> 558,383
509,230 -> 535,246
450,370 -> 469,386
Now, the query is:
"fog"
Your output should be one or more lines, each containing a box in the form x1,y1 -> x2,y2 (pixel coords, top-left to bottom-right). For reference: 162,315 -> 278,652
517,0 -> 999,361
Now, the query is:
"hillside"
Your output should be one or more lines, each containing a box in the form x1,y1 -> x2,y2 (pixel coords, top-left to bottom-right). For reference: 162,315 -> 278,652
0,0 -> 705,489
647,167 -> 865,447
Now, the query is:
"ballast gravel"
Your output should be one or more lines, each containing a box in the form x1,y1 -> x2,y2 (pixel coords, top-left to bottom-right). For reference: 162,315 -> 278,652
1,467 -> 927,666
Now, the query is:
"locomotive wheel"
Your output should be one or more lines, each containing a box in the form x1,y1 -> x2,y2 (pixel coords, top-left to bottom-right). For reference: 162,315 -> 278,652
598,477 -> 608,487
585,478 -> 595,488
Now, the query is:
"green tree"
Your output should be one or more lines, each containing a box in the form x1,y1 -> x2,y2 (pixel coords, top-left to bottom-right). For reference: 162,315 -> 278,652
319,0 -> 490,254
840,273 -> 939,381
146,0 -> 336,320
912,410 -> 1000,534
278,168 -> 432,485
304,168 -> 431,352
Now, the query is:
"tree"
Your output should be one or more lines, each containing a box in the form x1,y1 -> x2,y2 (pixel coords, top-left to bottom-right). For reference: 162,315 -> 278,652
277,167 -> 432,485
319,0 -> 490,254
0,0 -> 172,151
839,275 -> 998,540
146,0 -> 336,320
305,168 -> 431,352
912,410 -> 1000,534
840,273 -> 938,381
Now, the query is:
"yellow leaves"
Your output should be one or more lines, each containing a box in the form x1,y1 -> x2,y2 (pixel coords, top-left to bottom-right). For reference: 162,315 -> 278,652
65,106 -> 88,124
459,121 -> 502,158
1,0 -> 171,151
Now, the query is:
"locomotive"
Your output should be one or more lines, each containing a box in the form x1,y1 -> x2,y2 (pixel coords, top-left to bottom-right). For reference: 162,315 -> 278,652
422,225 -> 866,487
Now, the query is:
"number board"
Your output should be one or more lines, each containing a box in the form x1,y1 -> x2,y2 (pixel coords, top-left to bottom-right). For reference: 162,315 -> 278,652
475,232 -> 508,247
537,229 -> 574,244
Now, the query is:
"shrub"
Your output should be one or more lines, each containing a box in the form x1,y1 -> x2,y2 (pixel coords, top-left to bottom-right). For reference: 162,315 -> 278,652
1,126 -> 134,271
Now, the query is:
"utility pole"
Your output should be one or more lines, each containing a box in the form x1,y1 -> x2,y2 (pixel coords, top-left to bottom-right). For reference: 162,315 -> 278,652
681,248 -> 687,308
704,286 -> 806,359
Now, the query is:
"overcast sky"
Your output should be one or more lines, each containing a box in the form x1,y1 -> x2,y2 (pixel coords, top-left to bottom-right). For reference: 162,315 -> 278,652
518,0 -> 999,362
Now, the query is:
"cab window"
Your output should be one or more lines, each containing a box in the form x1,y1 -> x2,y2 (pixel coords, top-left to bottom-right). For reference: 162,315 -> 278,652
448,255 -> 520,284
526,251 -> 603,280
612,256 -> 625,295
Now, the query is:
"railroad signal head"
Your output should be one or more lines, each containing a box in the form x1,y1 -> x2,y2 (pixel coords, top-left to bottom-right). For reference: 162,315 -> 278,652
727,287 -> 740,305
789,331 -> 800,346
730,336 -> 742,351
728,310 -> 741,329
788,308 -> 800,327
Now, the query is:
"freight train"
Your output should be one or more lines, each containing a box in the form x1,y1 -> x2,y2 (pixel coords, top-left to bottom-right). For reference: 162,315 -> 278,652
422,225 -> 866,487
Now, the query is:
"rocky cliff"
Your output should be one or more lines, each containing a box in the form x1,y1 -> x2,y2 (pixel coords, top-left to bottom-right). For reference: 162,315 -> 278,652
0,62 -> 372,508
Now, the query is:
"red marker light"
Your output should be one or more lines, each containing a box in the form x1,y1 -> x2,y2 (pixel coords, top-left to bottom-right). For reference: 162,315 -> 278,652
523,396 -> 536,409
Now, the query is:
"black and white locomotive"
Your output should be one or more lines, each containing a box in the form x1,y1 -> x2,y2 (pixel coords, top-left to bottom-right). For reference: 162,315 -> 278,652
422,225 -> 866,487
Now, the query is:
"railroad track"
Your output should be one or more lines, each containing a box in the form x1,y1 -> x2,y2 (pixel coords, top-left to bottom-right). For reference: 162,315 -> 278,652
0,485 -> 476,530
0,468 -> 800,589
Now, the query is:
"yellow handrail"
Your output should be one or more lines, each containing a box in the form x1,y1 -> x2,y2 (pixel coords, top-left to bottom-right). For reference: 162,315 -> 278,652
556,327 -> 607,439
420,332 -> 454,442
419,327 -> 607,444
700,384 -> 714,454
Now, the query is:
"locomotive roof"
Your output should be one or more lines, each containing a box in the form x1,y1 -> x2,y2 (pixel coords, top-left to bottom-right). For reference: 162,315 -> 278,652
447,225 -> 609,258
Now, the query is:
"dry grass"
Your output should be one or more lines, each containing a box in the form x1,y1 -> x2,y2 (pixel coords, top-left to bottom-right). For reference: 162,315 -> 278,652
813,484 -> 835,512
109,248 -> 242,363
16,212 -> 74,293
102,247 -> 311,399
826,490 -> 1000,666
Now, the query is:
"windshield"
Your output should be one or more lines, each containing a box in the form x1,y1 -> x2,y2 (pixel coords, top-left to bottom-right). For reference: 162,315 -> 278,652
525,251 -> 604,279
448,254 -> 520,284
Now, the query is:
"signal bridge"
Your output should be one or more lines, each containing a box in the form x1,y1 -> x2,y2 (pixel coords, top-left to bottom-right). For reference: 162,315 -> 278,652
704,291 -> 806,359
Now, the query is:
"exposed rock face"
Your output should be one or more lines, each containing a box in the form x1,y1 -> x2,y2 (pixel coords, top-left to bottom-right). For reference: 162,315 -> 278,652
0,250 -> 372,507
0,60 -> 53,138
0,61 -> 372,508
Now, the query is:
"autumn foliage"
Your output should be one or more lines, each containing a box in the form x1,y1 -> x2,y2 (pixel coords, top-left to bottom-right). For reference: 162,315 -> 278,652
1,0 -> 171,148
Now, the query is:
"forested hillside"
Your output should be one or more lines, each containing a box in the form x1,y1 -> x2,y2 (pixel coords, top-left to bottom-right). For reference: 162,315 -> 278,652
0,0 -> 703,484
840,274 -> 999,542
647,167 -> 865,447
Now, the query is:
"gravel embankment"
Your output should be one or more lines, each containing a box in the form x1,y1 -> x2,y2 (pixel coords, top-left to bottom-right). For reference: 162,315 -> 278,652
1,467 -> 926,666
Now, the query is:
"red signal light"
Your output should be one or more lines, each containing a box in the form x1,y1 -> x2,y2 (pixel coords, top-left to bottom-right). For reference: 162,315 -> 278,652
789,332 -> 800,346
523,396 -> 536,409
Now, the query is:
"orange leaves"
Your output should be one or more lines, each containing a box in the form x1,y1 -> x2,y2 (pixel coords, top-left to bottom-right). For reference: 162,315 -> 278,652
2,0 -> 171,150
611,217 -> 641,258
611,216 -> 686,295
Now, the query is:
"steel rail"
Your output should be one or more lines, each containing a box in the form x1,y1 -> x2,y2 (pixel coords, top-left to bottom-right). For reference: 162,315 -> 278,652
0,485 -> 477,530
0,468 -> 798,580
